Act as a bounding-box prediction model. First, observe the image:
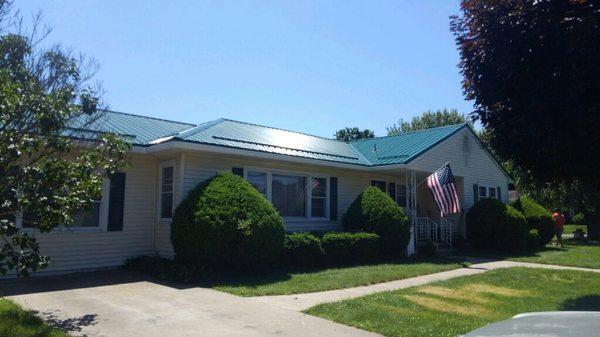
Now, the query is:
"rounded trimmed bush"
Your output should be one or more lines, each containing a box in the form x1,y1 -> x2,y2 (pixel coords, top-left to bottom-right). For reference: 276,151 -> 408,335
511,196 -> 554,246
573,213 -> 586,226
281,233 -> 324,268
467,198 -> 529,253
171,172 -> 284,270
342,186 -> 410,256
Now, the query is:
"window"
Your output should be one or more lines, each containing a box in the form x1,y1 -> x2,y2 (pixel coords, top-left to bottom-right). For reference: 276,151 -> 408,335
247,171 -> 267,195
243,169 -> 328,219
311,177 -> 327,218
488,187 -> 497,199
272,174 -> 306,217
478,186 -> 488,199
160,166 -> 174,219
387,182 -> 397,201
70,201 -> 102,227
20,178 -> 110,230
371,180 -> 386,192
21,213 -> 39,228
397,184 -> 407,207
69,183 -> 103,228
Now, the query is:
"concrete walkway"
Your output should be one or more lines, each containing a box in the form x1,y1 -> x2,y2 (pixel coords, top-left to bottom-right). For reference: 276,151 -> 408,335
1,270 -> 379,337
252,260 -> 600,311
2,261 -> 597,337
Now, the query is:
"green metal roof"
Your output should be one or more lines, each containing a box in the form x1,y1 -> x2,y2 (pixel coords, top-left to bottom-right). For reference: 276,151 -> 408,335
69,110 -> 195,145
349,124 -> 467,165
79,111 -> 468,166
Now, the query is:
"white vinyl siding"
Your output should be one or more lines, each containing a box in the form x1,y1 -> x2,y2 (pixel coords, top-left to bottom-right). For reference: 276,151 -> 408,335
24,155 -> 157,274
409,127 -> 511,210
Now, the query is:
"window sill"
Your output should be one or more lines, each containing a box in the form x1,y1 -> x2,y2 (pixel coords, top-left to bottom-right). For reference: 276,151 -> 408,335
284,217 -> 331,223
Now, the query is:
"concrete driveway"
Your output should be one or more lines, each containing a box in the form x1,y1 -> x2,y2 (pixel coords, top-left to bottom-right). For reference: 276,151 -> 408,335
1,270 -> 378,337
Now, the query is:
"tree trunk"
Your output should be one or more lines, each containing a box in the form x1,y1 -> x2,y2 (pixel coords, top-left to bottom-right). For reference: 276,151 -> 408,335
587,213 -> 600,241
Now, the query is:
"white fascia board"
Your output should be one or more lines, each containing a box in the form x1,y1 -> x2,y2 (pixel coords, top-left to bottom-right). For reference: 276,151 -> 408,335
131,141 -> 392,171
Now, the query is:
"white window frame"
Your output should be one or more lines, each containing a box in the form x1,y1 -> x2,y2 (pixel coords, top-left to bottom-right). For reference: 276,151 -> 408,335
478,185 -> 500,200
17,178 -> 110,234
159,161 -> 175,221
243,166 -> 329,221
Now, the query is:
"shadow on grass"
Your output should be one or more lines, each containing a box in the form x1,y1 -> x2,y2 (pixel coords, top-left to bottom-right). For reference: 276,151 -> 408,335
462,239 -> 598,261
124,255 -> 463,289
560,295 -> 600,311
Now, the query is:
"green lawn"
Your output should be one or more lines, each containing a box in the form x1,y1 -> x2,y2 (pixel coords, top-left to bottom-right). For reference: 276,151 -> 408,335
0,299 -> 68,337
564,224 -> 586,234
306,268 -> 600,337
213,258 -> 464,296
508,239 -> 599,269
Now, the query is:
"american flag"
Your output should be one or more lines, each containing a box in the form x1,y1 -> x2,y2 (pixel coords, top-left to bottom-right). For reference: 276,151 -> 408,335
426,163 -> 460,216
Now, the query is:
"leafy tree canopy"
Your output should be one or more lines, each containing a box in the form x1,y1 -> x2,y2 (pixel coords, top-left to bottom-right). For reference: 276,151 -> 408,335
386,108 -> 468,135
334,127 -> 375,141
452,0 -> 600,238
0,1 -> 128,277
451,0 -> 600,190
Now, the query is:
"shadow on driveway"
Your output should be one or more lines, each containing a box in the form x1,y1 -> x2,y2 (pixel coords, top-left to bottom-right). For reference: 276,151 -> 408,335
0,268 -> 196,297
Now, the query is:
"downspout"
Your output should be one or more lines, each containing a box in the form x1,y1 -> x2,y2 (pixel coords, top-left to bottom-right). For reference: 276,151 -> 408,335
179,152 -> 186,203
151,157 -> 158,256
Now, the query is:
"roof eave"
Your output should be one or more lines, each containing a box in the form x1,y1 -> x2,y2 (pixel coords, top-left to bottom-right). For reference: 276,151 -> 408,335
134,140 -> 380,171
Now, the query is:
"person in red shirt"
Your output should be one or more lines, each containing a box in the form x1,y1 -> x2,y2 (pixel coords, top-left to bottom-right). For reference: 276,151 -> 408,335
552,209 -> 566,247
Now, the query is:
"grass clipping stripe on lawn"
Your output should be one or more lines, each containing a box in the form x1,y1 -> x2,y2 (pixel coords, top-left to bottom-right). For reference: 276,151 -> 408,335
305,267 -> 600,337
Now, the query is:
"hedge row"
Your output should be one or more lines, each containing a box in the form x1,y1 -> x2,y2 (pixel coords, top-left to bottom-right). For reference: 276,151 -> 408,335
467,196 -> 557,253
282,231 -> 381,268
171,175 -> 412,272
511,196 -> 554,246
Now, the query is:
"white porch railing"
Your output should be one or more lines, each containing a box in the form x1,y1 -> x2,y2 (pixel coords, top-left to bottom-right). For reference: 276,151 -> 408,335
439,218 -> 455,249
415,217 -> 434,242
414,216 -> 455,249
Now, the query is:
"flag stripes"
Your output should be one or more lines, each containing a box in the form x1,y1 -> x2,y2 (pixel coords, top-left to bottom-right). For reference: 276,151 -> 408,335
426,163 -> 460,217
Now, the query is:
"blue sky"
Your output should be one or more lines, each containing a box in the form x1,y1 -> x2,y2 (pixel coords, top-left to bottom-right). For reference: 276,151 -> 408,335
17,0 -> 470,138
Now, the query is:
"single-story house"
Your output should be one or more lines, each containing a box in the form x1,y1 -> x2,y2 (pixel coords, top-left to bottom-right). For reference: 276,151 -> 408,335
16,111 -> 511,274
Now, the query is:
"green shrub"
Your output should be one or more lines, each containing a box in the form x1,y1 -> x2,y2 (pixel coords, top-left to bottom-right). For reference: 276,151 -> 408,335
467,198 -> 529,253
511,196 -> 554,246
320,232 -> 380,265
281,232 -> 324,268
573,213 -> 586,226
342,186 -> 410,256
171,172 -> 285,270
527,229 -> 541,250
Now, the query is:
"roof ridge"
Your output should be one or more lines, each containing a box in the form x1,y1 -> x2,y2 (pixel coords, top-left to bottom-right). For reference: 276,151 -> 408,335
174,118 -> 225,138
219,118 -> 348,143
349,123 -> 467,143
102,109 -> 196,126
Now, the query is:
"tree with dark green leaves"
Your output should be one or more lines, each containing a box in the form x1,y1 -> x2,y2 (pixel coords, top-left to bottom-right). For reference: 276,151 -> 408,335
451,0 -> 600,238
0,1 -> 129,277
386,108 -> 468,135
334,127 -> 375,141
